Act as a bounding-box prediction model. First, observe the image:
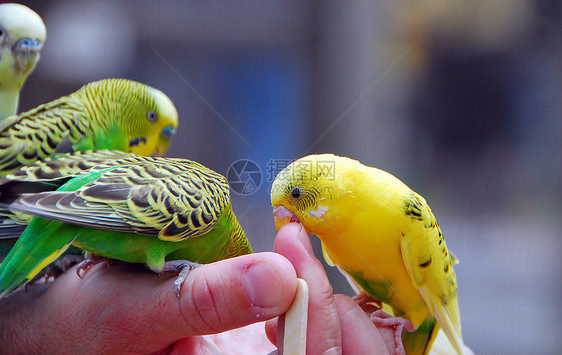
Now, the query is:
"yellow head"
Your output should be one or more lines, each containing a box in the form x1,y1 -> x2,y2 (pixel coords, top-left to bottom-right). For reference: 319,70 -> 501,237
271,153 -> 361,233
77,79 -> 179,156
0,3 -> 46,83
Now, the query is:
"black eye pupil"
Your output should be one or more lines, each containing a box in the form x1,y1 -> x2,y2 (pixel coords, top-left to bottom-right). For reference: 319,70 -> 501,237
291,187 -> 301,198
148,111 -> 157,121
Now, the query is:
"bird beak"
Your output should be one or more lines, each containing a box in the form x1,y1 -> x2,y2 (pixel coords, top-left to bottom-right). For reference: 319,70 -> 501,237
161,125 -> 176,140
272,205 -> 300,232
12,38 -> 43,73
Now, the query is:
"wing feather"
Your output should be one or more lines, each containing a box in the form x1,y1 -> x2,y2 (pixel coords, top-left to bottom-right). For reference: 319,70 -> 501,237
0,97 -> 88,175
401,193 -> 464,354
2,154 -> 231,241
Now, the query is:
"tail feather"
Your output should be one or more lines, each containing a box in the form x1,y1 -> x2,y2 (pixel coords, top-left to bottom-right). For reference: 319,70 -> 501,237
402,316 -> 439,355
0,218 -> 74,298
419,287 -> 464,355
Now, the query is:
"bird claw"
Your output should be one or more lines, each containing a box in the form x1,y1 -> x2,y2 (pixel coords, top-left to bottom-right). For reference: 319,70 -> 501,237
53,254 -> 86,275
158,260 -> 202,298
38,253 -> 86,281
353,292 -> 383,313
75,254 -> 109,279
370,310 -> 414,355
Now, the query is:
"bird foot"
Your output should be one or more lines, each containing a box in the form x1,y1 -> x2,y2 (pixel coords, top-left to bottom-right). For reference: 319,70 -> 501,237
23,254 -> 85,291
35,254 -> 86,284
353,292 -> 383,313
370,310 -> 414,355
76,254 -> 110,279
157,260 -> 202,298
48,254 -> 86,277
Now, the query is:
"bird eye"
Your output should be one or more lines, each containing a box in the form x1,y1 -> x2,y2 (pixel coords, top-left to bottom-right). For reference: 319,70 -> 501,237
147,111 -> 158,122
291,186 -> 302,199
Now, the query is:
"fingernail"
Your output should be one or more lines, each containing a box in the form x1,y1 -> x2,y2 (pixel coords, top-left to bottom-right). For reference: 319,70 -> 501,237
244,262 -> 282,309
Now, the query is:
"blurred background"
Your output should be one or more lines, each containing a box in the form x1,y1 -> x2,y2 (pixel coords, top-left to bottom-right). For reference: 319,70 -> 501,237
12,0 -> 562,353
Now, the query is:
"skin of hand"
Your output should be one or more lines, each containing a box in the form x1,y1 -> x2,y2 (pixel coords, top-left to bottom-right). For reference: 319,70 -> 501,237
0,223 -> 398,354
0,253 -> 296,354
266,222 -> 398,354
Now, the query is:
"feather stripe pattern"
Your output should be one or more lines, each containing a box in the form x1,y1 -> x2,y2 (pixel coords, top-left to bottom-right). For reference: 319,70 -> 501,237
1,151 -> 230,241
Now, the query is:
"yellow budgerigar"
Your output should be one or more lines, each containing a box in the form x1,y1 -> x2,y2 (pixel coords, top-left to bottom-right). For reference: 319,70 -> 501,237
271,154 -> 464,355
0,3 -> 46,119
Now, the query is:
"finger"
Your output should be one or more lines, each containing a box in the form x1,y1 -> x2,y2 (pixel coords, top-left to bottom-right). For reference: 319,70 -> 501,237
38,253 -> 297,353
273,222 -> 342,354
334,294 -> 392,355
157,253 -> 298,345
265,318 -> 279,347
151,337 -> 220,355
204,322 -> 276,353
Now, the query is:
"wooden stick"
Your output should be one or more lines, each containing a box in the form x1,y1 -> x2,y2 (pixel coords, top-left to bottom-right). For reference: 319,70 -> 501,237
283,278 -> 309,355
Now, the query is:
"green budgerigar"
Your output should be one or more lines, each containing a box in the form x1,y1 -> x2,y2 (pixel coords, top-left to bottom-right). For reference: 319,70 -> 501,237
0,3 -> 46,120
0,150 -> 252,298
0,78 -> 179,177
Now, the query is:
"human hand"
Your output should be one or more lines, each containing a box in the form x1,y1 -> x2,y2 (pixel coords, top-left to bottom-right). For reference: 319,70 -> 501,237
0,252 -> 297,354
0,224 -> 406,355
266,222 -> 399,354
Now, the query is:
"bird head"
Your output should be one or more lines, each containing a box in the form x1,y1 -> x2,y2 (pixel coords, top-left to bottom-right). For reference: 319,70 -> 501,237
0,3 -> 46,80
271,154 -> 348,233
79,79 -> 179,157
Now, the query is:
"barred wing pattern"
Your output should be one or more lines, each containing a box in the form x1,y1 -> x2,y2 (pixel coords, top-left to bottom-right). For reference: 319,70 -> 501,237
5,150 -> 140,182
0,97 -> 88,175
5,155 -> 231,242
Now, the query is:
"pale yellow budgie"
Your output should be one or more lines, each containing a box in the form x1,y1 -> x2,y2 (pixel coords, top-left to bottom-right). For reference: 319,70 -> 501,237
0,3 -> 46,119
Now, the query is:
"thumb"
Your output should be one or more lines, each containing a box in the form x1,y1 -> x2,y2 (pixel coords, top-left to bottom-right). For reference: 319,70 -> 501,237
162,252 -> 298,338
28,253 -> 296,354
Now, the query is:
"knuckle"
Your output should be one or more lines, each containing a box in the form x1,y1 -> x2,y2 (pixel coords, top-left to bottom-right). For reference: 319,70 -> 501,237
182,270 -> 230,334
